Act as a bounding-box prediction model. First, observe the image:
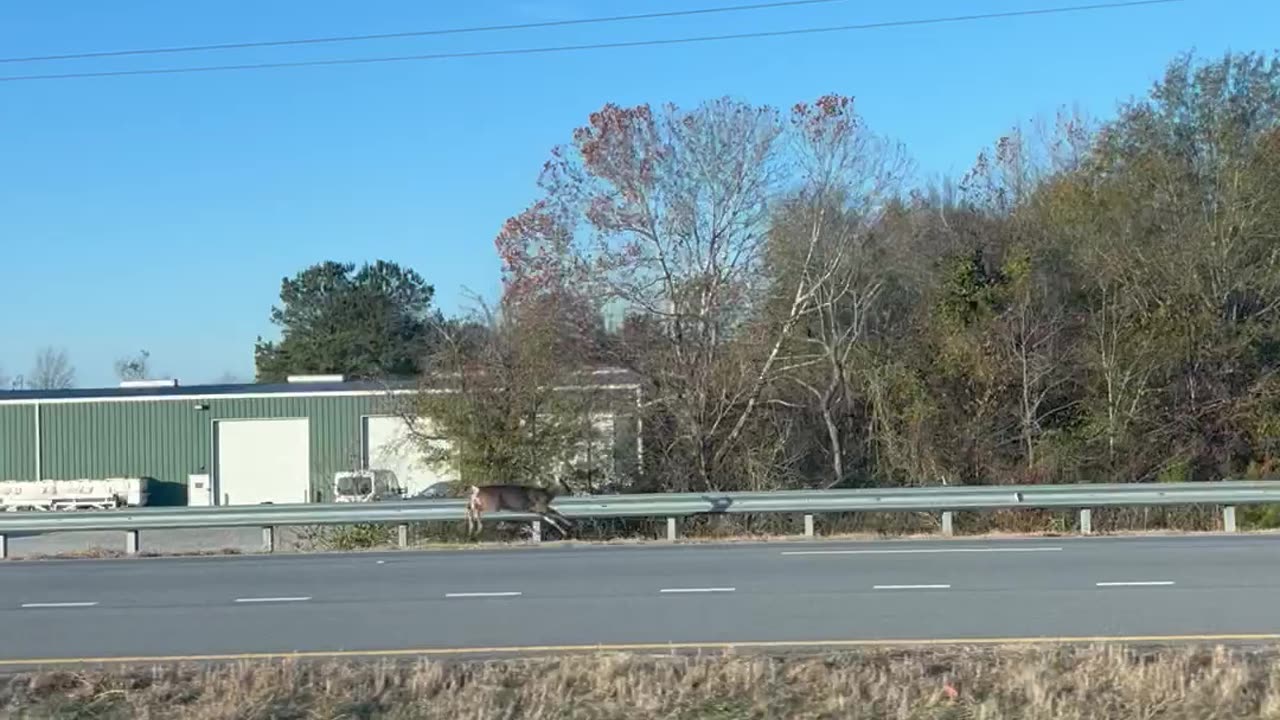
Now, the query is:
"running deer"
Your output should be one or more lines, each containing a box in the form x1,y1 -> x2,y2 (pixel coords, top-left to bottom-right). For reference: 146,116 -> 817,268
465,478 -> 576,539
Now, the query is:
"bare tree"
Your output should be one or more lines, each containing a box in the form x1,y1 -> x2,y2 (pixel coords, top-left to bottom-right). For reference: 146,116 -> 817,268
497,95 -> 899,491
766,97 -> 911,486
114,349 -> 151,382
996,260 -> 1075,472
29,347 -> 76,390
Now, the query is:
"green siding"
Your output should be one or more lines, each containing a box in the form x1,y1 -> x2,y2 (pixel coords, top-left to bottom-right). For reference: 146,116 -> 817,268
0,404 -> 36,480
31,394 -> 403,504
1,387 -> 636,505
41,402 -> 207,496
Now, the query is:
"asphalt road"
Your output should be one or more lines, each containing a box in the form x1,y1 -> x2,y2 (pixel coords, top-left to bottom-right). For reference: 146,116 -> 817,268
3,534 -> 1280,666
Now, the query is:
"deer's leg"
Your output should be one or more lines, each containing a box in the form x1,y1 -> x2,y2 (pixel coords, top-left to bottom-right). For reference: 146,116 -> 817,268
550,507 -> 576,531
540,511 -> 573,538
464,486 -> 483,539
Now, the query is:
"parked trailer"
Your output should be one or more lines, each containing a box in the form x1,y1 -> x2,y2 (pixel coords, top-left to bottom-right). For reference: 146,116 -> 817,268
0,477 -> 150,512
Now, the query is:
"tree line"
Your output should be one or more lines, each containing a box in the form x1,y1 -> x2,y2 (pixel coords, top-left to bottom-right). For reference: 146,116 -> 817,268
12,49 -> 1278,493
257,50 -> 1280,491
1,348 -> 242,390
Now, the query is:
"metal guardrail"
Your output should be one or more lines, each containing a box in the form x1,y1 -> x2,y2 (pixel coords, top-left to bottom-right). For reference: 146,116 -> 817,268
0,480 -> 1276,557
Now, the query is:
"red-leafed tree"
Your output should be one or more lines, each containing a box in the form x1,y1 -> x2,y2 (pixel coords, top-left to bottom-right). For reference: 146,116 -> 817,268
496,94 -> 906,491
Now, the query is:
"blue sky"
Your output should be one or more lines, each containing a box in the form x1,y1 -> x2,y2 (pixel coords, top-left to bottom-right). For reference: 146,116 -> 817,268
0,0 -> 1273,387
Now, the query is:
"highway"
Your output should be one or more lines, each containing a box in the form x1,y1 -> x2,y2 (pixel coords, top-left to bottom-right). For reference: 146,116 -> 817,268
2,534 -> 1280,666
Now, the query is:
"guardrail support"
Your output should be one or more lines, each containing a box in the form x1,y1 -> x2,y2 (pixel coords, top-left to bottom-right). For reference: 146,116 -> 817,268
261,526 -> 275,553
530,520 -> 542,544
0,533 -> 7,560
5,482 -> 1280,549
397,523 -> 409,549
666,517 -> 678,541
1079,508 -> 1093,535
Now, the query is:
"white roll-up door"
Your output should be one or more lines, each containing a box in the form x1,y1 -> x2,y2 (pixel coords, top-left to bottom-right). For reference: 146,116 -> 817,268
214,418 -> 310,505
362,415 -> 456,496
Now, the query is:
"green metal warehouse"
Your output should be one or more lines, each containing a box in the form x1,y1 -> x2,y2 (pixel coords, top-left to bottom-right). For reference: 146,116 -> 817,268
0,370 -> 642,506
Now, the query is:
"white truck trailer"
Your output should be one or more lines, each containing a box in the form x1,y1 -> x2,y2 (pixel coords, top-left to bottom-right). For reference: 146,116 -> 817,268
0,477 -> 150,512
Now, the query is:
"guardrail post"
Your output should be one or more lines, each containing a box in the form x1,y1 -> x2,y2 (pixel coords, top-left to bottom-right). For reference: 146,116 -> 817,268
1079,508 -> 1093,535
125,530 -> 140,555
397,523 -> 409,549
530,520 -> 542,544
803,514 -> 815,538
666,517 -> 678,541
1223,505 -> 1238,533
0,533 -> 7,560
261,526 -> 275,553
941,511 -> 954,537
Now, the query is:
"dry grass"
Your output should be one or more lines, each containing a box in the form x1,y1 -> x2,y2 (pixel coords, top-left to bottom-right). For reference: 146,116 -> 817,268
10,524 -> 1280,563
6,548 -> 244,562
4,645 -> 1280,719
395,504 -> 1273,547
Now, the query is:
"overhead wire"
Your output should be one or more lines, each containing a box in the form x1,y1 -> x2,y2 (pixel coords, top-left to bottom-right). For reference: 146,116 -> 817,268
0,0 -> 1185,84
0,0 -> 851,64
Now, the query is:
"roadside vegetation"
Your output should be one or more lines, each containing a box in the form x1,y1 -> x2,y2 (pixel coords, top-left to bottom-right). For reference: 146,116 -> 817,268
288,504 -> 1273,553
7,504 -> 1278,561
4,645 -> 1280,718
254,48 -> 1279,511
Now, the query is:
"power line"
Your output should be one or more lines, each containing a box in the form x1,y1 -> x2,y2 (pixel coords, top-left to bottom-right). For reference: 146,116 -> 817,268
0,0 -> 1184,84
0,0 -> 849,64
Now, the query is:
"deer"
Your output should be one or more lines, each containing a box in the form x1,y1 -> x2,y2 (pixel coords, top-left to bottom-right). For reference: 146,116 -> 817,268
465,477 -> 576,539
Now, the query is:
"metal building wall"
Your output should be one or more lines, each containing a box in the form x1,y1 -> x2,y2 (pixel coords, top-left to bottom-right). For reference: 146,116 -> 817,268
2,384 -> 640,503
0,404 -> 36,480
39,400 -> 206,503
33,393 -> 401,504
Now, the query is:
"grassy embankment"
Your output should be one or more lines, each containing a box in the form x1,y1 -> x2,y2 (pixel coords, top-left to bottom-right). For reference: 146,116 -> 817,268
4,645 -> 1280,718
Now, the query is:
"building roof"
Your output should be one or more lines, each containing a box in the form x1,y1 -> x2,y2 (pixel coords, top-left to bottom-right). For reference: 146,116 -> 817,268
0,367 -> 643,405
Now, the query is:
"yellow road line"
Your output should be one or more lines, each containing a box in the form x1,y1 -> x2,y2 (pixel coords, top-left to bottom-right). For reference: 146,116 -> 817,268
4,633 -> 1280,667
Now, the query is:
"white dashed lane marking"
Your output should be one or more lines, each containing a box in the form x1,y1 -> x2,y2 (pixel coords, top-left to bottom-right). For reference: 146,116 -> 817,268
782,547 -> 1063,556
1096,581 -> 1175,587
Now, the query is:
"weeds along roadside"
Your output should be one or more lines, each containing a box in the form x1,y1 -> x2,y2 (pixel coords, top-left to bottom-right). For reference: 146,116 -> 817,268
4,645 -> 1280,719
